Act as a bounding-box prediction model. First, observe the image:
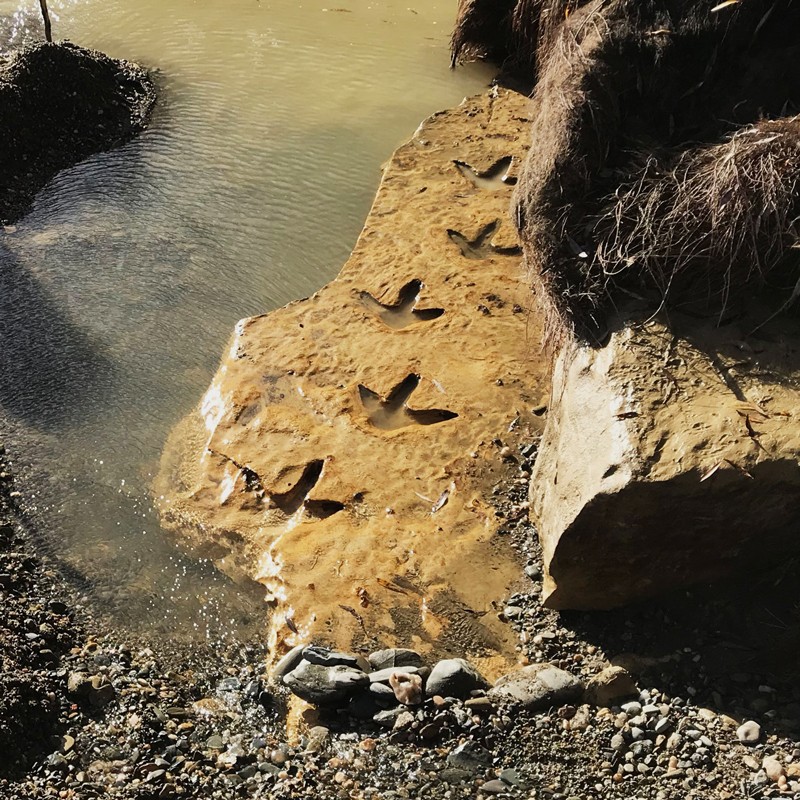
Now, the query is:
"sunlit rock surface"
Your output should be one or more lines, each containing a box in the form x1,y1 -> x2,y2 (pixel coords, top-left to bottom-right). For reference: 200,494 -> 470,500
531,313 -> 800,610
157,89 -> 548,666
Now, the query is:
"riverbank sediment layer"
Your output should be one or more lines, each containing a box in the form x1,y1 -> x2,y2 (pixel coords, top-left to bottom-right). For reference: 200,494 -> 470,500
156,88 -> 549,670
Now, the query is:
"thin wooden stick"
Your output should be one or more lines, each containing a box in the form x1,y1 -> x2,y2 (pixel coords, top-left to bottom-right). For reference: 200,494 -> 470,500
39,0 -> 52,42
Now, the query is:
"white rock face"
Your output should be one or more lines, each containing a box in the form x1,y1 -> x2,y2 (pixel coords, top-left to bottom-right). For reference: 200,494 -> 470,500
531,315 -> 800,609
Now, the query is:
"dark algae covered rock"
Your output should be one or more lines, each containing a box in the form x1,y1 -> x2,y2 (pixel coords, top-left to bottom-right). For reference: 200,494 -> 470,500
0,41 -> 156,223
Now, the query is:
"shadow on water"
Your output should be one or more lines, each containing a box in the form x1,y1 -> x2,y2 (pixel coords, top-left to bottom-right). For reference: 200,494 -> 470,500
0,241 -> 113,428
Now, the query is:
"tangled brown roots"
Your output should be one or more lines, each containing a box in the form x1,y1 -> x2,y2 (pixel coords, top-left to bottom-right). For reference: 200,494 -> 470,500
451,0 -> 577,70
452,0 -> 800,344
596,117 -> 800,314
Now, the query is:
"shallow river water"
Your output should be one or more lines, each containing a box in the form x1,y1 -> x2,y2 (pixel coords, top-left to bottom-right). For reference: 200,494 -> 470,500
0,0 -> 493,641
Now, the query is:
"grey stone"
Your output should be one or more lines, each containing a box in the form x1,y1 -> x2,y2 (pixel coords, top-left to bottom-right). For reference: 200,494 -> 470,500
302,645 -> 370,672
737,720 -> 762,745
283,659 -> 369,706
480,779 -> 510,794
393,711 -> 415,731
272,644 -> 306,682
762,756 -> 784,781
46,753 -> 67,770
524,564 -> 542,580
654,717 -> 672,735
440,768 -> 472,784
752,770 -> 770,788
426,659 -> 489,699
488,664 -> 583,711
464,696 -> 495,711
242,679 -> 261,699
667,732 -> 682,750
499,768 -> 528,788
67,672 -> 88,695
303,726 -> 330,754
610,733 -> 626,752
368,682 -> 397,699
368,648 -> 425,671
369,665 -> 427,684
373,707 -> 407,729
585,666 -> 637,707
446,741 -> 493,773
69,674 -> 115,709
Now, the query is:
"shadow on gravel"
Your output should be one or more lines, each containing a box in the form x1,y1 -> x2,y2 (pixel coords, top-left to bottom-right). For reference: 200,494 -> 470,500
0,242 -> 113,427
562,563 -> 800,741
0,497 -> 79,780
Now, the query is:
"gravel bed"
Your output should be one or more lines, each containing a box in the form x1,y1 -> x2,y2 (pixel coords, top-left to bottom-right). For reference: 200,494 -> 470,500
1,439 -> 798,799
0,41 -> 156,224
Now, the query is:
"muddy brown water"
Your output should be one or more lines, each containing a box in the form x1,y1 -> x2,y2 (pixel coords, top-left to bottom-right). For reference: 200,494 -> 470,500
0,0 -> 493,642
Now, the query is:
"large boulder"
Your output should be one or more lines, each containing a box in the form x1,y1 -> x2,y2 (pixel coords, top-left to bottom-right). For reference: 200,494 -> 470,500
531,315 -> 800,610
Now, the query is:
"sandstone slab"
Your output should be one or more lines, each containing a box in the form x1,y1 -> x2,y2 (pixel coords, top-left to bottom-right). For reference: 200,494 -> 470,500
156,89 -> 548,668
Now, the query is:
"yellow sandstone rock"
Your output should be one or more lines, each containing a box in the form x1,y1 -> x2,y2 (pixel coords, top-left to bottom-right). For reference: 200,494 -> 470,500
156,89 -> 549,669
